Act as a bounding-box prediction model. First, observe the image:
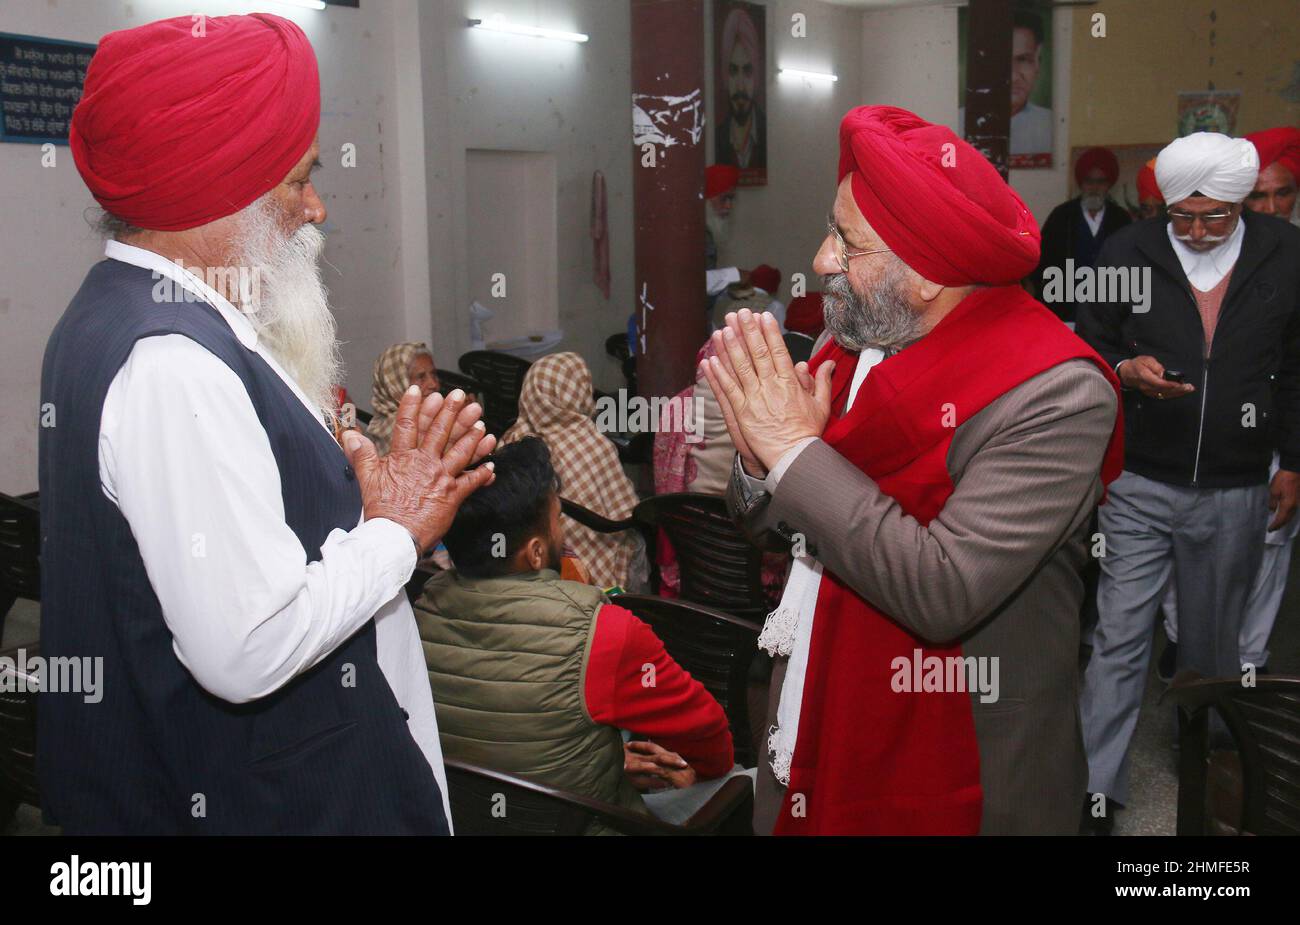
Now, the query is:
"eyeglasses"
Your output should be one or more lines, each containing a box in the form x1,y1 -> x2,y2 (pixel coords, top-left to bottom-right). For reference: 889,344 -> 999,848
827,214 -> 892,273
1167,209 -> 1236,231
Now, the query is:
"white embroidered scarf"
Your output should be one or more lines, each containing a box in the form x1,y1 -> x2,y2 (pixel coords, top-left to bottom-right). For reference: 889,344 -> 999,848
758,347 -> 883,785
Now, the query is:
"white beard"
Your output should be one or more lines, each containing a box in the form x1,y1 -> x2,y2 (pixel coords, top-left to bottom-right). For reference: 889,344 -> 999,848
232,195 -> 341,419
706,205 -> 732,249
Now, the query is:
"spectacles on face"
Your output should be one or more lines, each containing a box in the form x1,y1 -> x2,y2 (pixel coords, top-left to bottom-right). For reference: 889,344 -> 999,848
827,214 -> 892,273
1167,209 -> 1236,232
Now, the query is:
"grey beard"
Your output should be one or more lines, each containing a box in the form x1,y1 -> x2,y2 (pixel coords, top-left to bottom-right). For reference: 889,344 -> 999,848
821,260 -> 923,353
234,195 -> 342,418
1081,192 -> 1105,212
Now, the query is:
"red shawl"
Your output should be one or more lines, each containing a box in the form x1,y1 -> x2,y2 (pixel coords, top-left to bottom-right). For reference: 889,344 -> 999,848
774,285 -> 1123,834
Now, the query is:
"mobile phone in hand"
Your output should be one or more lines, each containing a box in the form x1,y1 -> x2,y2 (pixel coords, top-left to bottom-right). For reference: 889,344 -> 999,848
1162,369 -> 1186,384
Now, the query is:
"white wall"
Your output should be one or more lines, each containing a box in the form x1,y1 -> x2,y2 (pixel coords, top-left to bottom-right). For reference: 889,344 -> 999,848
416,0 -> 635,393
705,0 -> 867,306
0,0 -> 424,491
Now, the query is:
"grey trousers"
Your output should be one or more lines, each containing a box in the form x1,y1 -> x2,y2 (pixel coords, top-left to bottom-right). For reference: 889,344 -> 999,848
1079,470 -> 1268,805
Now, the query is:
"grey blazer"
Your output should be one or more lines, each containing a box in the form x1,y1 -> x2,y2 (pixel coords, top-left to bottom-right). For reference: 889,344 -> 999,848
729,352 -> 1118,835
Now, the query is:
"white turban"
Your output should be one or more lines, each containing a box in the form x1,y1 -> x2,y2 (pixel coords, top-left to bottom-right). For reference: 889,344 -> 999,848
1155,132 -> 1259,206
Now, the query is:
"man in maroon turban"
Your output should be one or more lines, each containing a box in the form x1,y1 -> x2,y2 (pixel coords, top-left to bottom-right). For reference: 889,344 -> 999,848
40,14 -> 495,834
703,106 -> 1122,834
1032,145 -> 1133,325
1245,126 -> 1300,223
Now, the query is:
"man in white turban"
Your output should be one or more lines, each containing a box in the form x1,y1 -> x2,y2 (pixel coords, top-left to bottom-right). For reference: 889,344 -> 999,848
1076,132 -> 1300,834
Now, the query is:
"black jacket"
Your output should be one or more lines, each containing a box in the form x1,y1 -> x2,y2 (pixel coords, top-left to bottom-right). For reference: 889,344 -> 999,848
1077,214 -> 1300,489
1032,196 -> 1132,323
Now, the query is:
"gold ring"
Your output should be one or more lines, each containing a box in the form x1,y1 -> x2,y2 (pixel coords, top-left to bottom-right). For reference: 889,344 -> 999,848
1156,392 -> 1163,399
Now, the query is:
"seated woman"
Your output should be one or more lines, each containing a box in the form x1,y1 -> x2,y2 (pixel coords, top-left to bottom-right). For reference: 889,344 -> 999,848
501,352 -> 647,592
366,341 -> 440,455
653,339 -> 789,606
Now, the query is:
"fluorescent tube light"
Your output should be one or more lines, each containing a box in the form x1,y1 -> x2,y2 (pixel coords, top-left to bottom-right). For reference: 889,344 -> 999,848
469,16 -> 589,44
779,67 -> 838,82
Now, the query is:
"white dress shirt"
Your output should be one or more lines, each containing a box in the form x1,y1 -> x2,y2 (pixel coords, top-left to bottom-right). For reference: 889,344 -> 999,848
1083,203 -> 1105,237
98,241 -> 451,823
1166,211 -> 1246,291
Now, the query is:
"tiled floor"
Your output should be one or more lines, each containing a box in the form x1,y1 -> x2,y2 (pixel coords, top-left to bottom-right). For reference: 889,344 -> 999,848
5,547 -> 1300,836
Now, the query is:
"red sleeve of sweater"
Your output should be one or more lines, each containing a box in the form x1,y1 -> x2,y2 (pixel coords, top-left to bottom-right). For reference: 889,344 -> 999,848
584,604 -> 735,779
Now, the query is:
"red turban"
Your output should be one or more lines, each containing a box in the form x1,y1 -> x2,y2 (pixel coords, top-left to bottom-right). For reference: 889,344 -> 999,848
1136,158 -> 1162,203
71,14 -> 320,232
751,263 -> 781,294
784,293 -> 825,338
706,164 -> 739,200
1074,146 -> 1120,187
838,106 -> 1039,286
1246,126 -> 1300,182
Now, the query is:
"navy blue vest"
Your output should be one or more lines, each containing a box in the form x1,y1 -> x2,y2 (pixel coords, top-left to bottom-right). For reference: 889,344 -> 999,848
38,259 -> 449,834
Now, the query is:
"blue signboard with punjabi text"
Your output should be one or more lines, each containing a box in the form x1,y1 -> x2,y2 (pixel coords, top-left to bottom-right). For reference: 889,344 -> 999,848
0,31 -> 96,145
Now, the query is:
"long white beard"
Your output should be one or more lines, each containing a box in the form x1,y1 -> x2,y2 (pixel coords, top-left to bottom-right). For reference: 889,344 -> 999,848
233,196 -> 341,418
705,206 -> 732,249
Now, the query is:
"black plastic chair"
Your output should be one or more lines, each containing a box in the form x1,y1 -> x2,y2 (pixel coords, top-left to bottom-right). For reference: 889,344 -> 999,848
613,594 -> 760,768
605,332 -> 637,397
458,351 -> 533,437
560,493 -> 768,624
1163,673 -> 1300,835
444,758 -> 751,836
0,493 -> 40,646
634,493 -> 768,624
437,369 -> 484,401
0,642 -> 40,829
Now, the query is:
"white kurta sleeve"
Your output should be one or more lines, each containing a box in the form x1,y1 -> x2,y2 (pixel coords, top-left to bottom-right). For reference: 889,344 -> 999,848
706,266 -> 741,296
99,334 -> 417,704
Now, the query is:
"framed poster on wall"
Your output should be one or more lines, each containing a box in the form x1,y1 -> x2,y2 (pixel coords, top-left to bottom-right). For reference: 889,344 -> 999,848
957,5 -> 1054,169
714,0 -> 767,187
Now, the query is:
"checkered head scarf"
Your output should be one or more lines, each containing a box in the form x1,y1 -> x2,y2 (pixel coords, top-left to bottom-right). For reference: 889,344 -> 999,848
502,352 -> 640,589
367,341 -> 433,455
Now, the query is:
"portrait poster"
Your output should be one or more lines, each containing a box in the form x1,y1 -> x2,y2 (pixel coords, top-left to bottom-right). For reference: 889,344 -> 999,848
957,6 -> 1054,170
1177,91 -> 1241,137
714,0 -> 767,187
1069,143 -> 1165,219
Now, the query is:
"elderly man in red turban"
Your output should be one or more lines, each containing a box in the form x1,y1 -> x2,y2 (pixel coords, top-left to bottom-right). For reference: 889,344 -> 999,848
1032,146 -> 1133,326
1245,126 -> 1300,224
40,14 -> 495,834
704,106 -> 1123,835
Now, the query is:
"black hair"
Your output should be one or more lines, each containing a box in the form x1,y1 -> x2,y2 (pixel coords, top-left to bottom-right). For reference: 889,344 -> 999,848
1013,8 -> 1045,46
442,436 -> 559,579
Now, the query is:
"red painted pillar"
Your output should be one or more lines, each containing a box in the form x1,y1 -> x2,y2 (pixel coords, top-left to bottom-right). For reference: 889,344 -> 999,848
963,0 -> 1013,180
631,0 -> 708,400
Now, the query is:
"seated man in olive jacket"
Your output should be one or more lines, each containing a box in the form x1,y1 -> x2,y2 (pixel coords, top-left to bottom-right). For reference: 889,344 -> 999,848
414,437 -> 738,830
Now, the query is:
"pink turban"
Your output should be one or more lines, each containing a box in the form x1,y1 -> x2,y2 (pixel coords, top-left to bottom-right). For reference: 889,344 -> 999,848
71,13 -> 320,231
838,106 -> 1040,286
